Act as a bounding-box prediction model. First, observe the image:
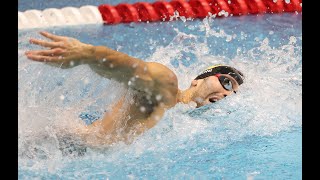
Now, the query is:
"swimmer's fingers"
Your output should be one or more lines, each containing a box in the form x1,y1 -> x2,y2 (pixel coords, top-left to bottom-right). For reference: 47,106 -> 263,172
25,48 -> 65,57
25,54 -> 65,62
40,31 -> 67,41
30,38 -> 63,48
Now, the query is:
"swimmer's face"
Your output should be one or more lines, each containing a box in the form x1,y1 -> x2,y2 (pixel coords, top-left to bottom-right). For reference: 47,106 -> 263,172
191,74 -> 239,108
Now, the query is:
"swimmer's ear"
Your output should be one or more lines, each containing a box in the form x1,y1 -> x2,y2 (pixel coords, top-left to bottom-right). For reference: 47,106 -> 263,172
191,79 -> 198,87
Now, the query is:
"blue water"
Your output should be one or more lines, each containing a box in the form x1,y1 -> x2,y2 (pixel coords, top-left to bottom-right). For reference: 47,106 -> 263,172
18,0 -> 302,179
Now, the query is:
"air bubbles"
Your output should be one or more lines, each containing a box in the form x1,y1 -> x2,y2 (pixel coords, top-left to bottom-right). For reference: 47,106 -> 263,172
180,16 -> 187,23
69,61 -> 75,66
130,77 -> 137,84
289,36 -> 297,44
144,88 -> 151,94
218,10 -> 229,17
140,106 -> 146,113
156,94 -> 162,101
208,12 -> 217,19
83,78 -> 89,85
59,95 -> 65,100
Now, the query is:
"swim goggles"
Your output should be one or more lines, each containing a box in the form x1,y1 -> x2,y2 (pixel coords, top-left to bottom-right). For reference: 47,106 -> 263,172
194,65 -> 244,92
214,74 -> 235,92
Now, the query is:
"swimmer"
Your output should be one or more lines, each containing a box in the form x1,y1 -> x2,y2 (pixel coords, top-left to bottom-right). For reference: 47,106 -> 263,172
25,31 -> 244,146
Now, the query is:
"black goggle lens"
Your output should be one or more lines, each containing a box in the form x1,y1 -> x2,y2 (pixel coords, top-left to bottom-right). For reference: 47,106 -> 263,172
218,76 -> 233,91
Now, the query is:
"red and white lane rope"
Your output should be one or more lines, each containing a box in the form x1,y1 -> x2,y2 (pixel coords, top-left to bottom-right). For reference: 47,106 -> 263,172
18,0 -> 302,29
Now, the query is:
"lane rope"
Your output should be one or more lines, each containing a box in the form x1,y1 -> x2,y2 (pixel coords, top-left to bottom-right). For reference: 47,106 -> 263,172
18,0 -> 302,29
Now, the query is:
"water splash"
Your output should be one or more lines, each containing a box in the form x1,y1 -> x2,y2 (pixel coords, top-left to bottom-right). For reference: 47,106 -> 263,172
18,14 -> 301,179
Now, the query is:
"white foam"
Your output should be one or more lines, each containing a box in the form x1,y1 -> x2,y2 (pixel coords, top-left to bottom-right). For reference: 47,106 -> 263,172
18,16 -> 301,174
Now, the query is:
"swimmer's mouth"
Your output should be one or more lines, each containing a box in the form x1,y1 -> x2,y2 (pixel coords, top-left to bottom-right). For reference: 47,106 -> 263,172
209,97 -> 219,103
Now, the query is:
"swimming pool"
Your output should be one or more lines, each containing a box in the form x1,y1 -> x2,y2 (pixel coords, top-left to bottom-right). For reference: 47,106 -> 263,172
18,0 -> 302,179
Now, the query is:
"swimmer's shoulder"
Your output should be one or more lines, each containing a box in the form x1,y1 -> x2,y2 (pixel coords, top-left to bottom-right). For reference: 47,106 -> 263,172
146,62 -> 178,105
146,62 -> 178,85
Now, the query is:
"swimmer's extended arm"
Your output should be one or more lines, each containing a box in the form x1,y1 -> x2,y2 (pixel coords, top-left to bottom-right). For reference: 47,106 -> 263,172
26,31 -> 152,84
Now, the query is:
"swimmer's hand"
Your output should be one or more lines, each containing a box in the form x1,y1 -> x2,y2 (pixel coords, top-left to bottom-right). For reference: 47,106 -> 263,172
25,31 -> 154,84
25,31 -> 94,68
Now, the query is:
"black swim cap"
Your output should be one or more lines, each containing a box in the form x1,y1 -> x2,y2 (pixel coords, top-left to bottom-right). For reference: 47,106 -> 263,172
194,65 -> 244,85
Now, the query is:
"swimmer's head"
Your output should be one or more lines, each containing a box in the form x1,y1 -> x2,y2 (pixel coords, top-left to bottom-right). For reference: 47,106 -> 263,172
189,64 -> 244,108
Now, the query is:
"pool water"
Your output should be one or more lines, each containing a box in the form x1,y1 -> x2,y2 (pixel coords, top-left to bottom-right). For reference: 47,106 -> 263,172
18,1 -> 302,179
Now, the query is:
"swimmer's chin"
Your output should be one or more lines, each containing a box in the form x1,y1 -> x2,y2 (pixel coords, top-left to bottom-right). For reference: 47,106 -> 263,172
188,101 -> 197,108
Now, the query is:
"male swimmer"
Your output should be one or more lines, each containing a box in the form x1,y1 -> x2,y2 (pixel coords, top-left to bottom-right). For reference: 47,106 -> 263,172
25,31 -> 244,146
